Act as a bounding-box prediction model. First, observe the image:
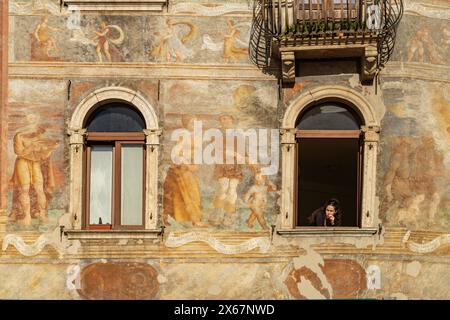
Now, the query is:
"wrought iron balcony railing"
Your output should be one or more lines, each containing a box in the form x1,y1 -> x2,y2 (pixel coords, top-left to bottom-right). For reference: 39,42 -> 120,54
250,0 -> 403,83
263,0 -> 386,37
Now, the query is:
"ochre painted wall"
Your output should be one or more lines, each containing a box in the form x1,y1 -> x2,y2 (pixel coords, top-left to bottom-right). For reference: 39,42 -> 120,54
0,0 -> 449,299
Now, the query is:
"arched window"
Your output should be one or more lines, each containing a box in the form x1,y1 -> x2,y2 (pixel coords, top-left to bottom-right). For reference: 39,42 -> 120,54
84,103 -> 146,230
295,102 -> 363,227
279,86 -> 380,236
66,87 -> 161,238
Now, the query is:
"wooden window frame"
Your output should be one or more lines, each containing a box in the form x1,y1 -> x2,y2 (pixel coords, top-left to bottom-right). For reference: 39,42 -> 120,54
83,132 -> 146,231
294,129 -> 363,228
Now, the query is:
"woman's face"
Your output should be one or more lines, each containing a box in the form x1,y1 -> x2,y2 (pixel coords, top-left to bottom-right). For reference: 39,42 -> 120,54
325,205 -> 336,219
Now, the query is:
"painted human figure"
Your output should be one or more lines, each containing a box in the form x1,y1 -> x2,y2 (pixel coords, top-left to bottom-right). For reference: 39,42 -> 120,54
411,135 -> 443,223
383,135 -> 445,226
92,21 -> 124,63
382,137 -> 414,211
223,20 -> 248,63
407,27 -> 443,64
9,113 -> 58,226
33,16 -> 62,58
209,115 -> 244,228
163,115 -> 207,227
243,172 -> 276,230
151,18 -> 197,63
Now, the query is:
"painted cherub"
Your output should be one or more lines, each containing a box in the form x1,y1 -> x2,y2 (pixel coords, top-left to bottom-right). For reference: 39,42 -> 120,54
243,172 -> 276,230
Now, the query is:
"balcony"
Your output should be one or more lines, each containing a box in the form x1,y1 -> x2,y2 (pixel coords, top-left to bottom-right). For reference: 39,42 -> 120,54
250,0 -> 403,84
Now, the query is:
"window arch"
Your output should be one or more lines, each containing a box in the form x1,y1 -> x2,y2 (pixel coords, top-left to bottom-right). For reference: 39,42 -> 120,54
85,103 -> 146,132
279,86 -> 380,236
67,87 -> 161,237
296,102 -> 362,130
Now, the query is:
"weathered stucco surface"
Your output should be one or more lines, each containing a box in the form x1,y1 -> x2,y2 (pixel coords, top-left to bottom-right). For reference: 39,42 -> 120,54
0,0 -> 449,299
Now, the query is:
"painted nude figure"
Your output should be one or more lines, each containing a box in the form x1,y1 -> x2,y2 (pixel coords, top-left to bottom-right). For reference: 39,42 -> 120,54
92,21 -> 124,63
9,113 -> 59,226
243,172 -> 276,230
33,16 -> 62,58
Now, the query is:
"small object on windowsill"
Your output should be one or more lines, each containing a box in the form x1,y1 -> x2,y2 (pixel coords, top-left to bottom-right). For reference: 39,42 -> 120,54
89,224 -> 112,230
99,217 -> 102,225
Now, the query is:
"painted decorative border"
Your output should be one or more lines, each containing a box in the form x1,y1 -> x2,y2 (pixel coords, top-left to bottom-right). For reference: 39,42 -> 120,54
402,230 -> 450,254
164,232 -> 270,254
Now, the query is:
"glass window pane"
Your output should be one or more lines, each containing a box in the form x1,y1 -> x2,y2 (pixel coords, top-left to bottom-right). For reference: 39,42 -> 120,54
89,146 -> 113,225
121,144 -> 144,226
297,103 -> 361,130
86,103 -> 146,132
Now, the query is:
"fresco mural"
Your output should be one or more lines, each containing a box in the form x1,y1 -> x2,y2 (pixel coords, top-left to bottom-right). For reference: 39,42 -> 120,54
7,80 -> 67,232
379,81 -> 450,230
78,262 -> 159,300
161,80 -> 279,232
31,16 -> 63,61
149,18 -> 197,63
92,21 -> 125,63
2,0 -> 449,302
10,0 -> 61,15
163,114 -> 207,227
393,15 -> 450,65
284,259 -> 367,299
9,112 -> 59,226
12,13 -> 252,64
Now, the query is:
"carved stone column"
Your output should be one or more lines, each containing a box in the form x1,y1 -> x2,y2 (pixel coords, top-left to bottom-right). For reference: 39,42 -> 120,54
67,128 -> 87,230
143,128 -> 162,230
361,125 -> 380,228
279,128 -> 297,229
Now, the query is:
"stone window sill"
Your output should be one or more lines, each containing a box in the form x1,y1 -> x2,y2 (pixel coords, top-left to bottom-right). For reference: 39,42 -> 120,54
277,227 -> 378,237
64,229 -> 162,240
63,0 -> 167,11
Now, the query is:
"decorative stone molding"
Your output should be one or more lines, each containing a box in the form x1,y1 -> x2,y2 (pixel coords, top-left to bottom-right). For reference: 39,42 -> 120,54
67,128 -> 87,229
279,85 -> 380,232
277,227 -> 378,237
361,45 -> 379,83
64,229 -> 160,240
143,128 -> 162,147
68,86 -> 161,233
282,86 -> 378,128
361,125 -> 381,142
63,0 -> 167,11
281,52 -> 296,84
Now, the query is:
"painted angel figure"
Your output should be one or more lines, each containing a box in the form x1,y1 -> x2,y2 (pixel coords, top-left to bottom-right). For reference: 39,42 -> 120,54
150,18 -> 198,63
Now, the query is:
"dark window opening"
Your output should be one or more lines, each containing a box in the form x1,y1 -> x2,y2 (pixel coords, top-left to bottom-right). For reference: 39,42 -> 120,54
296,103 -> 361,130
296,138 -> 361,227
86,102 -> 146,132
295,102 -> 363,227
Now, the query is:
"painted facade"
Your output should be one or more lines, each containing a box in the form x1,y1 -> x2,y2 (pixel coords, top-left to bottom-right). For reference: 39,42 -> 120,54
0,0 -> 449,299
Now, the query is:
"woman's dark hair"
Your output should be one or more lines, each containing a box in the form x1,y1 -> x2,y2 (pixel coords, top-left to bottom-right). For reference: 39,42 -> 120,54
307,198 -> 344,226
323,198 -> 342,226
